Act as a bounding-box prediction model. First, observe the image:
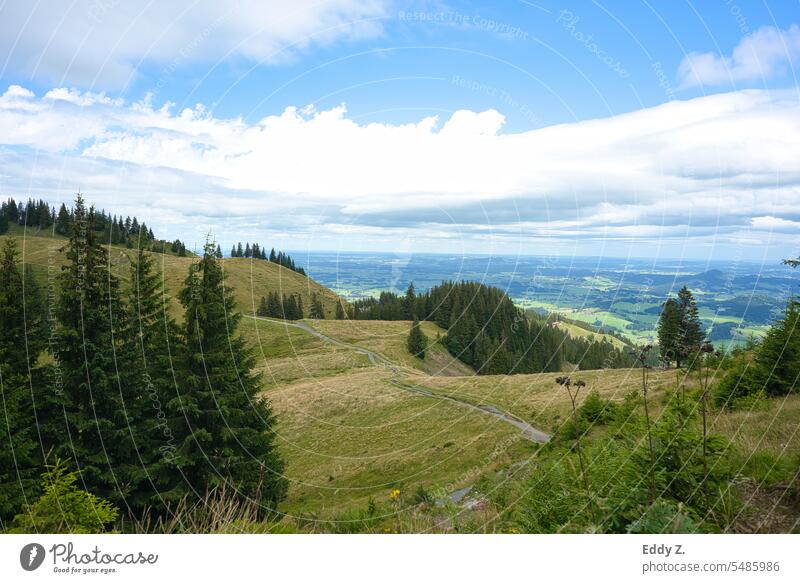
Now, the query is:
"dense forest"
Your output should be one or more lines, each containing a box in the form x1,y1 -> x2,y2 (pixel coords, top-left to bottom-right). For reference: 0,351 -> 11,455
0,194 -> 286,531
0,196 -> 189,255
352,281 -> 632,374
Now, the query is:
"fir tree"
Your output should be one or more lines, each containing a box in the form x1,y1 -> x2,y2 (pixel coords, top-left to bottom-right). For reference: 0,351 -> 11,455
657,298 -> 681,367
309,293 -> 325,319
267,292 -> 282,318
54,194 -> 133,508
120,246 -> 182,512
257,296 -> 268,317
677,286 -> 705,361
407,317 -> 428,359
0,238 -> 45,521
404,282 -> 416,320
335,301 -> 346,320
170,242 -> 287,507
754,299 -> 800,396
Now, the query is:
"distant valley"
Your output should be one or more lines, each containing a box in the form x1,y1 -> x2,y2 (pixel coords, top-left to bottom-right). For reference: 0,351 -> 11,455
302,252 -> 800,347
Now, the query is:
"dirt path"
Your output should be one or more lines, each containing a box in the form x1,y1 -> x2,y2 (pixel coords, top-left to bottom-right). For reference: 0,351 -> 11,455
247,315 -> 550,444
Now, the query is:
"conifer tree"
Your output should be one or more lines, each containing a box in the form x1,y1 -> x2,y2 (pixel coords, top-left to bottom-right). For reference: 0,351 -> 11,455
0,238 -> 45,521
55,203 -> 71,235
407,317 -> 428,359
335,301 -> 346,320
54,194 -> 133,507
309,293 -> 325,319
404,282 -> 416,320
657,298 -> 681,367
263,292 -> 278,318
169,242 -> 287,507
754,299 -> 800,396
120,246 -> 182,512
257,296 -> 268,317
677,286 -> 705,360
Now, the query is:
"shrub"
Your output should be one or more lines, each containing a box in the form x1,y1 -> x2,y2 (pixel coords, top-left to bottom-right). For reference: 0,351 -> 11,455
579,390 -> 617,425
713,358 -> 760,409
9,460 -> 118,534
627,500 -> 699,533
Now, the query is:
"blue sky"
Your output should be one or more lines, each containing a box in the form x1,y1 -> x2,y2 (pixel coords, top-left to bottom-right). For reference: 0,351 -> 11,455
1,1 -> 799,261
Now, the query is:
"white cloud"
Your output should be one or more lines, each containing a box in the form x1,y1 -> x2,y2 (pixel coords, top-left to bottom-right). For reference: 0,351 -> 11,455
0,1 -> 388,89
1,85 -> 799,256
750,216 -> 800,232
678,25 -> 800,88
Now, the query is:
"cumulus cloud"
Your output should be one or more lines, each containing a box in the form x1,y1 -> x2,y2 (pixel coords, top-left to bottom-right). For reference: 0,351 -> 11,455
0,1 -> 388,89
678,25 -> 800,88
1,85 -> 799,255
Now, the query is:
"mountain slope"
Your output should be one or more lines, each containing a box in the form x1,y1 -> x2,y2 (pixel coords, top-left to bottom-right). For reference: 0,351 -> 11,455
0,228 -> 345,318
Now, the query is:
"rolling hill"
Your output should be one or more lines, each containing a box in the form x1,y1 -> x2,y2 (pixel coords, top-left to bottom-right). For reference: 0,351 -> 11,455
0,226 -> 344,319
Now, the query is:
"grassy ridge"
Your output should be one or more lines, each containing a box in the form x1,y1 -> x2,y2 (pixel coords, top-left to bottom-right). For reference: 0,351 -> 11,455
0,228 -> 345,318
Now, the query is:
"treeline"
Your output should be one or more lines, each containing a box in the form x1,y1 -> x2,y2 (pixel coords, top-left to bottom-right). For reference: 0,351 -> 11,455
713,296 -> 800,408
229,242 -> 306,276
256,291 -> 328,320
0,196 -> 189,256
0,194 -> 286,530
352,282 -> 632,374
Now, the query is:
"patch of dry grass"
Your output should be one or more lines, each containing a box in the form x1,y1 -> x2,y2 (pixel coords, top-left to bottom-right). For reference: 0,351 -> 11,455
267,368 -> 532,516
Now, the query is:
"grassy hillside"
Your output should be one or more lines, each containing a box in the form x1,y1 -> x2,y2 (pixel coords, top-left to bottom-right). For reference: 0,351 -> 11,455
309,319 -> 474,376
551,320 -> 629,351
0,228 -> 345,318
239,314 -> 798,529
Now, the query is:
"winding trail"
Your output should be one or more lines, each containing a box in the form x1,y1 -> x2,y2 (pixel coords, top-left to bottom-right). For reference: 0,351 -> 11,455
247,315 -> 550,444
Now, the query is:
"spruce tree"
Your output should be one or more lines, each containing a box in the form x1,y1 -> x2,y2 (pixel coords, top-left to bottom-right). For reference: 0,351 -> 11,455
657,298 -> 681,367
170,243 -> 287,507
754,299 -> 800,396
121,246 -> 182,511
335,301 -> 346,320
267,292 -> 282,318
0,239 -> 44,522
407,317 -> 428,359
404,282 -> 416,320
55,195 -> 133,507
677,286 -> 705,360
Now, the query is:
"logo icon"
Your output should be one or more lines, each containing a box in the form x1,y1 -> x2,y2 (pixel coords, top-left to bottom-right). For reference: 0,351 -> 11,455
20,543 -> 46,571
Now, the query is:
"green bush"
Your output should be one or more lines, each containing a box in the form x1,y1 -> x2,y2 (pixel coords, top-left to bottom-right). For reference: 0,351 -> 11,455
627,500 -> 699,533
713,358 -> 760,409
8,460 -> 118,534
579,390 -> 617,425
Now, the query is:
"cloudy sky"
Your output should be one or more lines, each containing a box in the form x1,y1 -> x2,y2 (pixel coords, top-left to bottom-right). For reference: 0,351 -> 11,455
1,1 -> 799,260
